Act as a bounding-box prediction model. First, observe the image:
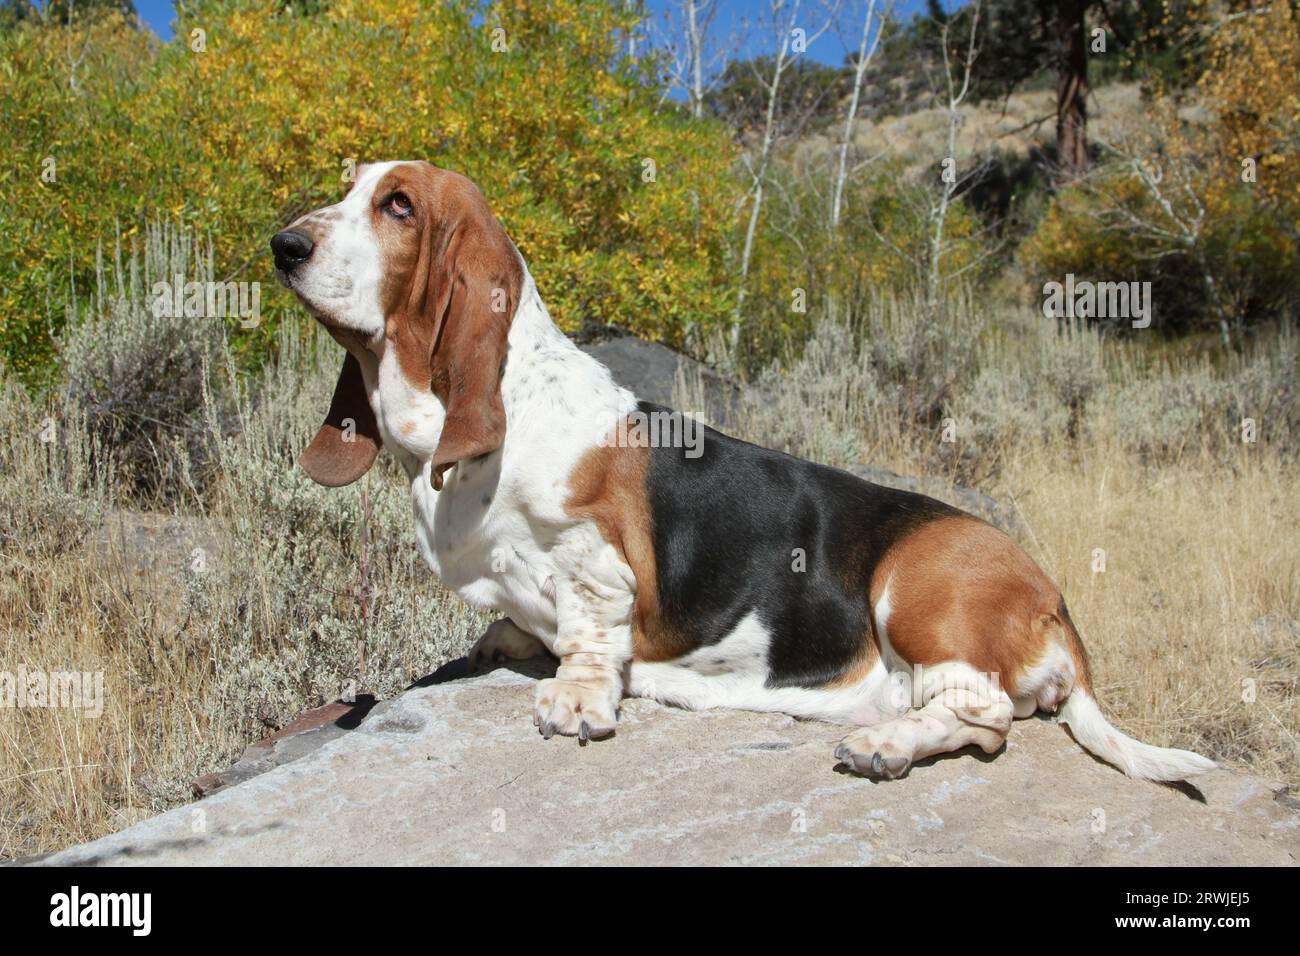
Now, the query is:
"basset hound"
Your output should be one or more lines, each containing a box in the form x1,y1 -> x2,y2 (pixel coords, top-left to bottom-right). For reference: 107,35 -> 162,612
269,161 -> 1215,782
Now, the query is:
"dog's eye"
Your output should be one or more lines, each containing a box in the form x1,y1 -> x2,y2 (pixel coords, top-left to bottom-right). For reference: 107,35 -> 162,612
385,192 -> 413,219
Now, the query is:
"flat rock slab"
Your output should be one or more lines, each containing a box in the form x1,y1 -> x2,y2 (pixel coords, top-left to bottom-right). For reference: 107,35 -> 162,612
578,337 -> 740,418
38,662 -> 1299,866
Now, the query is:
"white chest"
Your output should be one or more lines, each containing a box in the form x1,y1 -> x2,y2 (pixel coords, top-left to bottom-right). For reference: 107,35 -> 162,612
366,272 -> 639,643
406,458 -> 563,640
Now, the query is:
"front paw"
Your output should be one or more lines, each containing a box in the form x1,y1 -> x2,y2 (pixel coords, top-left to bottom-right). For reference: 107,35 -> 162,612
533,677 -> 618,743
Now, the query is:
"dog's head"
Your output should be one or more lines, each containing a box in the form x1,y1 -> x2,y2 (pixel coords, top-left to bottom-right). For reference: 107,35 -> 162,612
271,161 -> 523,489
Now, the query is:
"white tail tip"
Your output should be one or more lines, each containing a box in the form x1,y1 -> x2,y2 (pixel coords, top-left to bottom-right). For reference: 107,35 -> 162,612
1059,692 -> 1217,782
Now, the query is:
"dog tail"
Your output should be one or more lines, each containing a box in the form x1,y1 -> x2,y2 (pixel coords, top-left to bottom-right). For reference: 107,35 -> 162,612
1055,606 -> 1216,782
1058,691 -> 1217,781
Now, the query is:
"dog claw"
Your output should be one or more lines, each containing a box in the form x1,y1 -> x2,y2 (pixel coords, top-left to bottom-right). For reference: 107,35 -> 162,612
533,678 -> 618,742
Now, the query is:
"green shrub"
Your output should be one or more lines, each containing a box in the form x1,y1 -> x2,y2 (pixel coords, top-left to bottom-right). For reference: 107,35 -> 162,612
57,223 -> 230,500
737,159 -> 987,370
1020,160 -> 1297,340
688,288 -> 1296,487
181,321 -> 489,736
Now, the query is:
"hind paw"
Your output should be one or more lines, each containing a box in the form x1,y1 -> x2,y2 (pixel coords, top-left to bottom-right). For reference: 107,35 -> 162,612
469,619 -> 547,671
835,729 -> 913,780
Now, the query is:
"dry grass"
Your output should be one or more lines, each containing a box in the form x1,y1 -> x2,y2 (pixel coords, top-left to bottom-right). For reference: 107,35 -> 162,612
0,317 -> 488,860
1007,438 -> 1297,777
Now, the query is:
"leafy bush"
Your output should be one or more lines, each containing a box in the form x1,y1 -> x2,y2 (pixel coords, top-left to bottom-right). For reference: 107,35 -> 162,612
1020,167 -> 1297,339
57,223 -> 230,499
1020,5 -> 1299,340
0,0 -> 740,383
0,308 -> 488,854
1095,334 -> 1298,462
737,159 -> 986,368
687,288 -> 988,478
689,288 -> 1296,487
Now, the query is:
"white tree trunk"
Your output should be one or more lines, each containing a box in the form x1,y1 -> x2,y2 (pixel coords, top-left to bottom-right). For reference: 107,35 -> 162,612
926,0 -> 981,317
688,1 -> 705,119
832,0 -> 889,229
732,9 -> 799,345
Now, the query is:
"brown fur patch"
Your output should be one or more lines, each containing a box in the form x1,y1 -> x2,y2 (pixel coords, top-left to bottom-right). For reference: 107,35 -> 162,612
369,162 -> 523,486
1055,599 -> 1094,694
298,348 -> 381,487
871,516 -> 1069,697
565,436 -> 691,663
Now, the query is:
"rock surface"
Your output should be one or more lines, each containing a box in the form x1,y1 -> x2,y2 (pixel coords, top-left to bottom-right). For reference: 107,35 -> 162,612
578,335 -> 740,418
37,658 -> 1298,866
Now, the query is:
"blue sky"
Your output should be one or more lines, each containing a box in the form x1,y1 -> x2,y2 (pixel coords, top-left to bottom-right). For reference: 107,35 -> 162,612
133,0 -> 177,40
134,0 -> 932,66
636,0 -> 933,68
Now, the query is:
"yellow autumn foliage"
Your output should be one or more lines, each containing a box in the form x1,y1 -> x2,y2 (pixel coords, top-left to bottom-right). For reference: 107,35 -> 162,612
0,0 -> 739,383
1199,1 -> 1300,213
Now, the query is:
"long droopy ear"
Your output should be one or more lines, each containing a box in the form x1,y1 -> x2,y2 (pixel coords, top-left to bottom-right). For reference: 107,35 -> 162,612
425,184 -> 522,490
300,351 -> 382,487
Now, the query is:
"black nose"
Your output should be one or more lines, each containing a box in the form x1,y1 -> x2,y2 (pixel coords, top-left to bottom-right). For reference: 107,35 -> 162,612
271,230 -> 314,271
